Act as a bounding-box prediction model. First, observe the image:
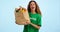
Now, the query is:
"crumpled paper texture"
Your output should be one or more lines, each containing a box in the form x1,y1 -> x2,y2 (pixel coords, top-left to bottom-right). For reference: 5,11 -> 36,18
15,8 -> 30,25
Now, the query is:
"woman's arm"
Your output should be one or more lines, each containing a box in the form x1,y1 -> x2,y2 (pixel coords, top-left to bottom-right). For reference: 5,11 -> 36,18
30,23 -> 40,29
26,21 -> 40,29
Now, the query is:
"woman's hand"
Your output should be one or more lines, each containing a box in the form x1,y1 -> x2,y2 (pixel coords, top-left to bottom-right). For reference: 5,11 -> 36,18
26,20 -> 31,24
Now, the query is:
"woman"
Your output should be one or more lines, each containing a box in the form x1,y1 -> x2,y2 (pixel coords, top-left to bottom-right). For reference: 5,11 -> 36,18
23,0 -> 42,32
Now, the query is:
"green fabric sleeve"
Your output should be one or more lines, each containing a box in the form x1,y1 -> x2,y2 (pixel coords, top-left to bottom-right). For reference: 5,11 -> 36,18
37,14 -> 42,27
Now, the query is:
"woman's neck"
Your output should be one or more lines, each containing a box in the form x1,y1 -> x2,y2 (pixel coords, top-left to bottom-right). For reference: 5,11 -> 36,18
31,10 -> 36,14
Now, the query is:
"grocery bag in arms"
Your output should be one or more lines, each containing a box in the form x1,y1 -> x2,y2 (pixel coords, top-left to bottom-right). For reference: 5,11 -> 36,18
15,6 -> 30,25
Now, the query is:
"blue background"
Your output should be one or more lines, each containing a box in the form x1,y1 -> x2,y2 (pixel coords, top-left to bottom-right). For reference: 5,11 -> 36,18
0,0 -> 60,32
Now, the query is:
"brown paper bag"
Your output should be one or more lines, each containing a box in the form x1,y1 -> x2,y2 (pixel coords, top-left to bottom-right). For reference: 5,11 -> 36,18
15,7 -> 30,25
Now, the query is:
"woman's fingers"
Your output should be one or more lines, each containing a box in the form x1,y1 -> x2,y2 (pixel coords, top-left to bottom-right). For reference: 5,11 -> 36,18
26,20 -> 31,24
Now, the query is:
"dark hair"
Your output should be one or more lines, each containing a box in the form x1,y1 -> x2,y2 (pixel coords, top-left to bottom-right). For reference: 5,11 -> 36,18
27,1 -> 42,15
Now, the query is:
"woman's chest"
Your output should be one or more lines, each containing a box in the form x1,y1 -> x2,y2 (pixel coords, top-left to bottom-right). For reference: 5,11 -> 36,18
29,15 -> 38,24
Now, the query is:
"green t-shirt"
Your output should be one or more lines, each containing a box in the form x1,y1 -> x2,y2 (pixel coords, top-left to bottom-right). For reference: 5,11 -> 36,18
23,12 -> 42,32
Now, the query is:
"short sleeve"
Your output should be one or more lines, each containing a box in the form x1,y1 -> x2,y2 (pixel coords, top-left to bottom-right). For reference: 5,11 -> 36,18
37,14 -> 42,27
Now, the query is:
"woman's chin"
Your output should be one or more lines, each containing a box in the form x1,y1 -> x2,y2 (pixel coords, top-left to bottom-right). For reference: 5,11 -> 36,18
31,8 -> 35,10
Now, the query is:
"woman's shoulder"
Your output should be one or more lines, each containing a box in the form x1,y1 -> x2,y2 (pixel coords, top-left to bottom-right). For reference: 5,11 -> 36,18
36,13 -> 41,16
36,13 -> 42,17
